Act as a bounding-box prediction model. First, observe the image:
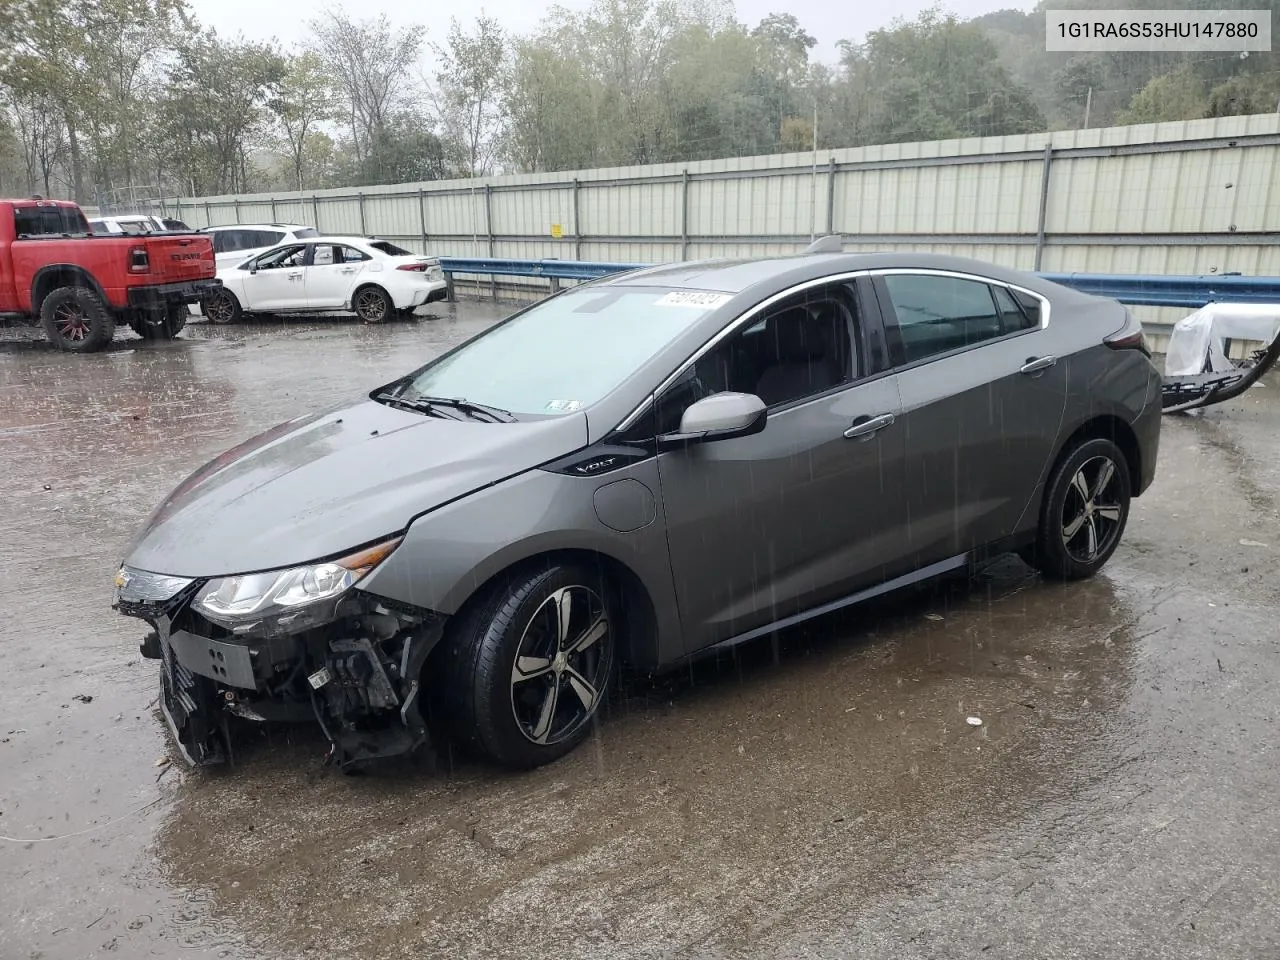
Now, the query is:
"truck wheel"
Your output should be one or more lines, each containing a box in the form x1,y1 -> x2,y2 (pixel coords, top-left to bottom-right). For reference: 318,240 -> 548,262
131,304 -> 188,340
201,290 -> 242,325
41,286 -> 116,352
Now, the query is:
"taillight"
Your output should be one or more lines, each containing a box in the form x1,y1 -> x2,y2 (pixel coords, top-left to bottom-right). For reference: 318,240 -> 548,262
1104,311 -> 1151,358
396,262 -> 428,272
128,246 -> 150,273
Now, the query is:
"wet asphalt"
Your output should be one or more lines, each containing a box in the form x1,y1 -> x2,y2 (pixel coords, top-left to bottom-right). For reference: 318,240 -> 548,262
1,306 -> 1278,960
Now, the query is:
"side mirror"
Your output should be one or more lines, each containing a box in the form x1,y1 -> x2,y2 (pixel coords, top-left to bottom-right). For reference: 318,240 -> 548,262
248,263 -> 258,274
657,392 -> 767,450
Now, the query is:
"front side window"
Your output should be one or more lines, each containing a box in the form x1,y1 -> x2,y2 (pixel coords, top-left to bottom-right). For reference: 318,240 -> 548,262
650,282 -> 859,435
396,286 -> 730,418
253,245 -> 307,269
880,273 -> 1010,364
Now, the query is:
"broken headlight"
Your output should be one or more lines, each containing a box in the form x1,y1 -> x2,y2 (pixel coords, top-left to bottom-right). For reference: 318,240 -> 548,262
192,536 -> 401,632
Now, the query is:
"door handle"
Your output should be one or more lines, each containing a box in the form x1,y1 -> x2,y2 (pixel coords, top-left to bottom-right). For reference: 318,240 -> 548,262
844,413 -> 895,440
340,267 -> 356,274
1020,355 -> 1056,375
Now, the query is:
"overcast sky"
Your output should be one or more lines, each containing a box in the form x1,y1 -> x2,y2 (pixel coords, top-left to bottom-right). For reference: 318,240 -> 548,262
187,0 -> 1037,65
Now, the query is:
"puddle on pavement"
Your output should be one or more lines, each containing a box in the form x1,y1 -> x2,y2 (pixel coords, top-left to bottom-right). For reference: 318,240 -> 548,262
149,560 -> 1145,959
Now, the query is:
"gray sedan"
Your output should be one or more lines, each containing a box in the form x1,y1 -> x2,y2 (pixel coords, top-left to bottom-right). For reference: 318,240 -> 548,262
113,250 -> 1162,771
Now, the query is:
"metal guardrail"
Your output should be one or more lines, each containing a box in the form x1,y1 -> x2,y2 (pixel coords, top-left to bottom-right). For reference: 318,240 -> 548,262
437,257 -> 1279,310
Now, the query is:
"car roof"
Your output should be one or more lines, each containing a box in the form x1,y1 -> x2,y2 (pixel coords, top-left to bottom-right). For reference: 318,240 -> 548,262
602,251 -> 1082,302
203,223 -> 311,232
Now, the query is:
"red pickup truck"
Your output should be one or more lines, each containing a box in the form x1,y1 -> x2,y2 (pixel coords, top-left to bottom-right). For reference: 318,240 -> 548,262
0,197 -> 220,352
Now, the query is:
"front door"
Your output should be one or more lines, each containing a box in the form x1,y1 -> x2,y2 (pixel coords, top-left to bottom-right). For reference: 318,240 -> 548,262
653,279 -> 909,649
240,244 -> 308,311
874,270 -> 1068,564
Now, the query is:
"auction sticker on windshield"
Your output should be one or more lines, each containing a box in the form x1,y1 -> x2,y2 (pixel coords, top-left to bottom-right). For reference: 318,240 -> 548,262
655,291 -> 734,308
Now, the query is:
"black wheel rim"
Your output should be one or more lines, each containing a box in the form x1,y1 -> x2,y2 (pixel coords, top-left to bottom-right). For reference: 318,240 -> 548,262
54,302 -> 90,341
206,294 -> 234,324
1061,455 -> 1124,563
355,290 -> 386,322
510,586 -> 611,746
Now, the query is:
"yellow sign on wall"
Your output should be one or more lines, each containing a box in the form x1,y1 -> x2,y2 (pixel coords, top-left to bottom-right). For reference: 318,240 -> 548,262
550,223 -> 564,239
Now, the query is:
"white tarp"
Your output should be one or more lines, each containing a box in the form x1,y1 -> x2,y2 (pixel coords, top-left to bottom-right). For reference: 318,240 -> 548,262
1164,303 -> 1280,377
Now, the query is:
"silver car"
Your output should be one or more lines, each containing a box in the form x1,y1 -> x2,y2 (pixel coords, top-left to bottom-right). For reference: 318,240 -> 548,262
112,251 -> 1162,771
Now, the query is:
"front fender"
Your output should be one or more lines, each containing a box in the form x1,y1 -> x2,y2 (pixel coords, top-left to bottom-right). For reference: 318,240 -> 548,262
356,463 -> 682,669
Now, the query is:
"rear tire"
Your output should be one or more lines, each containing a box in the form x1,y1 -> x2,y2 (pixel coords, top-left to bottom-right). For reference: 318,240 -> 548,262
436,562 -> 617,770
40,286 -> 116,352
131,303 -> 188,340
353,285 -> 392,324
1028,437 -> 1132,581
201,289 -> 242,325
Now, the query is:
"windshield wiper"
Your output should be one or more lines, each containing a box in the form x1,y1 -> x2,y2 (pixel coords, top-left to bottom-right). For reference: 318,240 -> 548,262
409,396 -> 516,423
374,392 -> 462,420
375,392 -> 516,423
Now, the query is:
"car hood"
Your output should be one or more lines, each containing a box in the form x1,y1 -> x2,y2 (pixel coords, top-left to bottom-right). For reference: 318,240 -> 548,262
123,400 -> 588,578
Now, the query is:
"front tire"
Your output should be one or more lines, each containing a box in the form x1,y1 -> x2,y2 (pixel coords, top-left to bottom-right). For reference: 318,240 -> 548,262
1029,437 -> 1132,581
40,286 -> 116,352
353,285 -> 392,324
437,563 -> 617,770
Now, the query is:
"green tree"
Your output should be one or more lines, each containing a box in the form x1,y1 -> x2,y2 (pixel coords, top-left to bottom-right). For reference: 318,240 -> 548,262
431,16 -> 508,176
270,52 -> 337,190
838,7 -> 1044,144
160,31 -> 285,194
750,13 -> 817,145
1118,66 -> 1208,124
503,32 -> 599,171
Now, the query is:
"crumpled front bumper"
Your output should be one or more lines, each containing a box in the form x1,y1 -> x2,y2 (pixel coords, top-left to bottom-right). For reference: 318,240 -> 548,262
114,569 -> 444,770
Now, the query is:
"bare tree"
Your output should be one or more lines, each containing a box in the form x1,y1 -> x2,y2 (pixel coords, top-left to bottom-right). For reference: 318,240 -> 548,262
307,9 -> 424,164
5,85 -> 68,195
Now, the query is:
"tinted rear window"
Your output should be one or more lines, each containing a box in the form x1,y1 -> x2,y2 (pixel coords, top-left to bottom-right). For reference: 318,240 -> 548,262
295,228 -> 319,238
15,206 -> 91,238
162,219 -> 190,231
370,240 -> 412,256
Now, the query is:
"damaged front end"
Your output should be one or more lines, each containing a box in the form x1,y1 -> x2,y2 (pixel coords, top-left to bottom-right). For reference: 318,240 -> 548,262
111,538 -> 445,771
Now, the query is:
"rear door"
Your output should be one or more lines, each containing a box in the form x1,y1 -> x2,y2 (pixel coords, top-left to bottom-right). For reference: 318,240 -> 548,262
653,277 -> 910,650
304,243 -> 369,308
873,269 -> 1067,564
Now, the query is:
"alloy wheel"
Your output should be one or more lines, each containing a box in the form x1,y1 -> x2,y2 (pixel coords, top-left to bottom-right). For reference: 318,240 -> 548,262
206,293 -> 235,324
509,585 -> 612,745
54,302 -> 89,341
355,289 -> 388,322
1060,455 -> 1124,563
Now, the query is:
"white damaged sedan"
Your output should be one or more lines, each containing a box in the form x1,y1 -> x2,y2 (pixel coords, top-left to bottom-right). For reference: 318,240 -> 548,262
198,235 -> 448,324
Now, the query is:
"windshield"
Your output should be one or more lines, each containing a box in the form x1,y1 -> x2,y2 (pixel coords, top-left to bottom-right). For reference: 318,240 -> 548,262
398,286 -> 729,417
